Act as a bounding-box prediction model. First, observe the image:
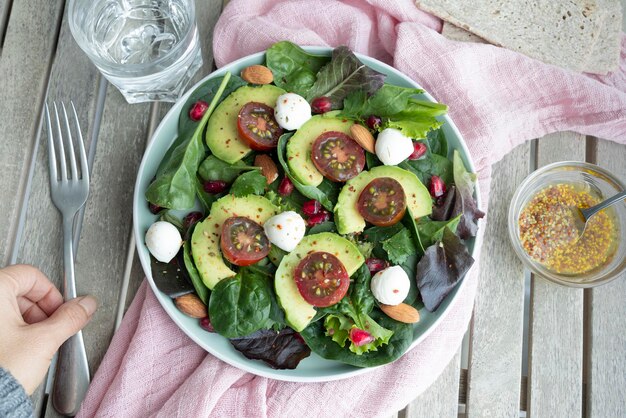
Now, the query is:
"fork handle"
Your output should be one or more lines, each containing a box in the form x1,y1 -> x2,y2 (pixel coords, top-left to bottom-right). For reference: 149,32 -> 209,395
52,217 -> 90,416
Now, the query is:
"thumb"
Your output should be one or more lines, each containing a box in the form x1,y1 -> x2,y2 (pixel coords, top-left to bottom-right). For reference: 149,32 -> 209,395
35,295 -> 98,349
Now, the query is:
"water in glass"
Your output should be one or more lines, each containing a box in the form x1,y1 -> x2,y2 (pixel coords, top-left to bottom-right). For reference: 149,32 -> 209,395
70,0 -> 202,103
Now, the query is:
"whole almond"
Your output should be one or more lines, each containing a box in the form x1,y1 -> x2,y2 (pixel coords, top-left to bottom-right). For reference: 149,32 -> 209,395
175,293 -> 207,319
241,65 -> 274,85
254,154 -> 279,184
350,124 -> 375,154
380,303 -> 420,324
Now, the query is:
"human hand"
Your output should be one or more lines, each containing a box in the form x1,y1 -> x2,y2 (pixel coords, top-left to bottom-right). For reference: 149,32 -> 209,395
0,264 -> 97,395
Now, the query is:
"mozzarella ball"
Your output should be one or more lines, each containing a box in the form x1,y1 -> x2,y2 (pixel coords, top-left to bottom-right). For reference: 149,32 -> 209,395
263,211 -> 306,252
370,265 -> 410,305
145,221 -> 183,263
375,128 -> 414,166
274,93 -> 311,130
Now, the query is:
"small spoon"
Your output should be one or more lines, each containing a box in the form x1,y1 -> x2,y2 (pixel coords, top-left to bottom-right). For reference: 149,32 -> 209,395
569,190 -> 626,239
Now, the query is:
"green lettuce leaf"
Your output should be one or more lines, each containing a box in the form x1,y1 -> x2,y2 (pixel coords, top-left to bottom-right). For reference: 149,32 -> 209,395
416,214 -> 462,248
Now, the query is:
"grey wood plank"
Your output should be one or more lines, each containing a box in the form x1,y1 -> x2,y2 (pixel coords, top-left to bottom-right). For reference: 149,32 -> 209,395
14,9 -> 102,418
0,0 -> 64,264
587,139 -> 626,418
466,144 -> 531,417
0,0 -> 11,52
404,350 -> 461,418
123,0 -> 225,314
527,132 -> 585,417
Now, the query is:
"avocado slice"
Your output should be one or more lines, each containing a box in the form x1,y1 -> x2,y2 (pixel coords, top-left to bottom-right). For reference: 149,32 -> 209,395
286,115 -> 354,186
191,195 -> 278,289
275,232 -> 364,332
334,165 -> 432,235
206,85 -> 286,164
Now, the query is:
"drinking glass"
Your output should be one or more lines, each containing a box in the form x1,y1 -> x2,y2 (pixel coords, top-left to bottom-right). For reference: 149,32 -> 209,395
68,0 -> 203,103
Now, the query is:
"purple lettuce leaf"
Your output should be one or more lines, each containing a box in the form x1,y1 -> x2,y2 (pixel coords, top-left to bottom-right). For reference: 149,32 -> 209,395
230,328 -> 311,369
305,46 -> 385,109
416,228 -> 474,311
450,150 -> 484,239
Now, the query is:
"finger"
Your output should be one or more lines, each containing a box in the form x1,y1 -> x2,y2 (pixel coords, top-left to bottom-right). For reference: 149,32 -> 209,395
32,296 -> 97,348
0,264 -> 63,315
18,297 -> 50,323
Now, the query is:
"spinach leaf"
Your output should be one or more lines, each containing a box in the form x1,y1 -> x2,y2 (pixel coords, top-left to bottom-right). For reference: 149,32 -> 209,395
146,73 -> 233,209
451,150 -> 485,239
183,240 -> 210,304
381,228 -> 416,265
416,228 -> 474,311
308,221 -> 337,234
198,155 -> 259,183
230,327 -> 311,369
300,309 -> 412,367
265,41 -> 329,96
178,75 -> 247,137
416,214 -> 462,249
158,210 -> 183,231
194,176 -> 215,213
268,245 -> 287,267
426,128 -> 448,157
208,270 -> 273,338
399,153 -> 453,185
366,152 -> 382,170
277,133 -> 338,211
342,85 -> 424,119
229,170 -> 267,197
306,46 -> 385,109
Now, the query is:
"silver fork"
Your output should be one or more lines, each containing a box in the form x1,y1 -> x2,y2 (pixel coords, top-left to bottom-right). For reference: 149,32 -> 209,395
44,102 -> 91,416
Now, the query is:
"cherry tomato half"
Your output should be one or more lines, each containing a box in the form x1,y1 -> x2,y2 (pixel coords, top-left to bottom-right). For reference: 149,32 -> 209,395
294,252 -> 349,307
237,102 -> 283,151
220,216 -> 271,266
311,131 -> 365,182
357,177 -> 406,227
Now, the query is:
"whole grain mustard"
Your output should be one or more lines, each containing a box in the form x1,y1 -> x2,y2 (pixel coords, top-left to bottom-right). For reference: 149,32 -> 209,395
518,183 -> 617,274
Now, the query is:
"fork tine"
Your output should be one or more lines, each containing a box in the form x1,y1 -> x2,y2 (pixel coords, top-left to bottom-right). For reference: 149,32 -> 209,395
61,102 -> 78,181
44,103 -> 58,182
52,102 -> 67,181
70,101 -> 89,182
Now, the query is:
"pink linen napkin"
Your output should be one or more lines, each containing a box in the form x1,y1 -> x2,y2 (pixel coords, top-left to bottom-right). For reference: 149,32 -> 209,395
78,1 -> 626,417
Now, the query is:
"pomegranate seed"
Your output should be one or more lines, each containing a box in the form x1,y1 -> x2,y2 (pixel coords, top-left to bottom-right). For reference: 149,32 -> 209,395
189,100 -> 209,121
199,316 -> 215,333
307,211 -> 330,226
148,202 -> 162,214
349,328 -> 375,347
366,115 -> 382,130
311,97 -> 332,114
203,180 -> 229,194
278,177 -> 294,196
302,200 -> 322,216
408,141 -> 427,160
183,211 -> 203,230
429,175 -> 446,198
365,258 -> 388,274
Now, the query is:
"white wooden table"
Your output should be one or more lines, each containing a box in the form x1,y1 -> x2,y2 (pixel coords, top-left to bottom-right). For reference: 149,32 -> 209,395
0,1 -> 624,416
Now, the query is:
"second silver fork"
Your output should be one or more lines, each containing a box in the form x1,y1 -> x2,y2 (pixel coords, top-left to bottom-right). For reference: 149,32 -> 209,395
44,102 -> 91,417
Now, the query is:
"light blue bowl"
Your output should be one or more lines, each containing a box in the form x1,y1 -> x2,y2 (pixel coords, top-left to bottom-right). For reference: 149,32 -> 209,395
133,47 -> 481,382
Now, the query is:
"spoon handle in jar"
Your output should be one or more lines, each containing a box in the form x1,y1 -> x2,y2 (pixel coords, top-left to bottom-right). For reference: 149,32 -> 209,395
581,190 -> 626,220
